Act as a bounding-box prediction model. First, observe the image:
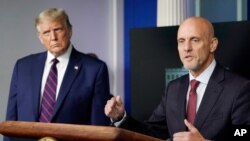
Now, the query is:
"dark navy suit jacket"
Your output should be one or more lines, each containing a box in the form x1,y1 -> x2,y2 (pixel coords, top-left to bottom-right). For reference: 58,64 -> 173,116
120,64 -> 250,140
5,47 -> 110,140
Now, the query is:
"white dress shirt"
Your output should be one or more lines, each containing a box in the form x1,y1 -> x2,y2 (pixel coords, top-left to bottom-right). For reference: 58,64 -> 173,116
187,59 -> 216,112
41,45 -> 72,101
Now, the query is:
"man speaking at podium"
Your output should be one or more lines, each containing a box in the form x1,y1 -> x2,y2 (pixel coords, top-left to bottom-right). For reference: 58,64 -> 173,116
5,8 -> 110,140
105,17 -> 250,141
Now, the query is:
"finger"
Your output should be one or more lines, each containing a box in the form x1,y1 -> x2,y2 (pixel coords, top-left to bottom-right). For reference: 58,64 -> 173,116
108,97 -> 117,107
105,98 -> 117,114
105,104 -> 119,117
104,104 -> 111,116
173,132 -> 188,141
184,119 -> 197,132
105,97 -> 124,117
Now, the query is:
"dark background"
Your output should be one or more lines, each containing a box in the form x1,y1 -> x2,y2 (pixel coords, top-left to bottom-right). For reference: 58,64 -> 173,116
130,21 -> 250,121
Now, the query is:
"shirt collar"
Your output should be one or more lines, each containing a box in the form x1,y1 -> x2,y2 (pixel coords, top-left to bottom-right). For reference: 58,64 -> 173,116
189,59 -> 216,84
46,44 -> 73,64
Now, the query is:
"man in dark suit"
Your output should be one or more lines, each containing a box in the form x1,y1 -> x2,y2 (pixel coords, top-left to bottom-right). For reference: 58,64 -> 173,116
5,8 -> 110,140
105,17 -> 250,140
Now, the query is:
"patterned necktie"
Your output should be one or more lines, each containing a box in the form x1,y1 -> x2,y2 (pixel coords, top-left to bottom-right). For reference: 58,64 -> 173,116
39,58 -> 59,122
187,79 -> 200,124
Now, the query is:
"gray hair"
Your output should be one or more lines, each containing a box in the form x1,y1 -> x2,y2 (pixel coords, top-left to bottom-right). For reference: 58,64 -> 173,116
35,8 -> 72,30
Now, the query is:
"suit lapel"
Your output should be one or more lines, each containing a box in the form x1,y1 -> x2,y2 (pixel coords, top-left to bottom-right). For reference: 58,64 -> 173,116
51,48 -> 82,120
175,76 -> 189,131
194,64 -> 224,129
31,52 -> 47,120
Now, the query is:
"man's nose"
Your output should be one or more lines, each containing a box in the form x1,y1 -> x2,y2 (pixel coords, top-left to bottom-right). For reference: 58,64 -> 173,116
50,31 -> 57,40
184,42 -> 192,51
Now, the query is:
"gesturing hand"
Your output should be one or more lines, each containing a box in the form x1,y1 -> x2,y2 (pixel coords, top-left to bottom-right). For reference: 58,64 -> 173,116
104,96 -> 125,121
173,119 -> 209,141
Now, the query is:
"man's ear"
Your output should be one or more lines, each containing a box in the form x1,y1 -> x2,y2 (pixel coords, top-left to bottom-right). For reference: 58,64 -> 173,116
210,37 -> 218,53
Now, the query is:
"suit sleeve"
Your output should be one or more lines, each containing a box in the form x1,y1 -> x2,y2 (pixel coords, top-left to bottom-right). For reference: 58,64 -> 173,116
91,62 -> 110,125
6,61 -> 18,121
231,80 -> 250,124
4,62 -> 19,141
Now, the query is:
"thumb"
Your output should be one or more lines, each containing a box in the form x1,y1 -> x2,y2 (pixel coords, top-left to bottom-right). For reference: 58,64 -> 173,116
115,96 -> 123,106
184,119 -> 197,132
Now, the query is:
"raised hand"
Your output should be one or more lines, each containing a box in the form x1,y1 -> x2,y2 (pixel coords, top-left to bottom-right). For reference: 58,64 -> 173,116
173,119 -> 209,141
105,96 -> 125,121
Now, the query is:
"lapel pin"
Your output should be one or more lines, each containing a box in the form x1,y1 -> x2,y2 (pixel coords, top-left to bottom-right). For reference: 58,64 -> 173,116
74,66 -> 79,70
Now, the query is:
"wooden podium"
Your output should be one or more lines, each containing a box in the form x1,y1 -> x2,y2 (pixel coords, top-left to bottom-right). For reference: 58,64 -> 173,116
0,121 -> 164,141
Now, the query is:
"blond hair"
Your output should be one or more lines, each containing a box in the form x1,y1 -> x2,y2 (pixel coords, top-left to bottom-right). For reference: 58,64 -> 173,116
35,8 -> 72,31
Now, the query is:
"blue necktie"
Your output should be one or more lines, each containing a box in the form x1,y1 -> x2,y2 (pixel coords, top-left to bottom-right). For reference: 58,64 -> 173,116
39,58 -> 59,122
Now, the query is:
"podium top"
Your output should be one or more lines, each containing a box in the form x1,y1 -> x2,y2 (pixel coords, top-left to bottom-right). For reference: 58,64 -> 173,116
0,121 -> 164,141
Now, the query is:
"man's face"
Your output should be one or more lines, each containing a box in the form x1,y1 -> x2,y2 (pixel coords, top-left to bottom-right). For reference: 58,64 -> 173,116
177,19 -> 217,77
37,18 -> 72,57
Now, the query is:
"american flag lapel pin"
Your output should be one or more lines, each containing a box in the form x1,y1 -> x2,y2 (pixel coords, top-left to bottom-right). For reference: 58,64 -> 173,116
74,65 -> 79,70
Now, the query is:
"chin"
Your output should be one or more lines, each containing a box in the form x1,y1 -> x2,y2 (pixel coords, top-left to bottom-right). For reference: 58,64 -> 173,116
183,64 -> 198,71
51,51 -> 63,57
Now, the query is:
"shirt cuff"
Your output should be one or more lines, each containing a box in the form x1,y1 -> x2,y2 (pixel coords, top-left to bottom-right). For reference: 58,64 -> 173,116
110,111 -> 127,127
